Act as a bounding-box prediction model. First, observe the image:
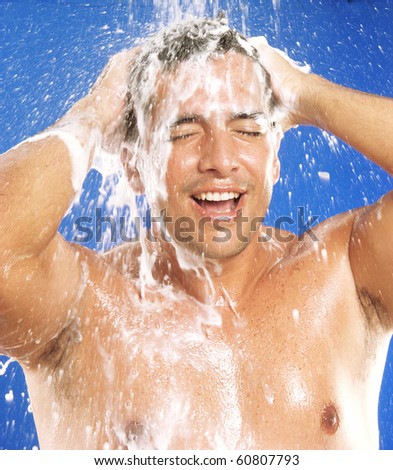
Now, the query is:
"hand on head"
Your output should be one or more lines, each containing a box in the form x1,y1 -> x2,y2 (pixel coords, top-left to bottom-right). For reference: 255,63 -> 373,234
90,48 -> 139,124
250,37 -> 311,132
69,47 -> 140,150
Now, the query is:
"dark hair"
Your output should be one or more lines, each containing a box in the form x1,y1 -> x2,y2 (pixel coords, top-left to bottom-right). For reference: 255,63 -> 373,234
125,17 -> 273,143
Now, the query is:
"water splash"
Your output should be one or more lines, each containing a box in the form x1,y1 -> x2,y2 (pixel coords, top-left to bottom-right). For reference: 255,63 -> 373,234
127,0 -> 255,36
2,0 -> 306,450
263,382 -> 275,405
272,0 -> 281,35
152,0 -> 219,26
0,357 -> 15,376
83,16 -> 277,446
292,308 -> 300,324
5,390 -> 14,404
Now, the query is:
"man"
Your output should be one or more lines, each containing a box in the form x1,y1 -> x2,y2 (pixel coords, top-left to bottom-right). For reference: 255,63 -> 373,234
0,17 -> 392,449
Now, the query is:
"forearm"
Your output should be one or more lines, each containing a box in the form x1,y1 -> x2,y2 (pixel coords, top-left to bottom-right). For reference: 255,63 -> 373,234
0,47 -> 134,261
0,106 -> 99,258
299,74 -> 393,175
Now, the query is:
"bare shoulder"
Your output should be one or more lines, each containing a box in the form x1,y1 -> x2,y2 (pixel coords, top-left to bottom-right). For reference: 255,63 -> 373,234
31,241 -> 140,373
266,209 -> 367,278
264,209 -> 361,264
295,208 -> 364,254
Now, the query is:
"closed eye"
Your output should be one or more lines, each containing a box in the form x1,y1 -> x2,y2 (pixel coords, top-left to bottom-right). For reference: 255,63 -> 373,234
235,130 -> 265,137
230,116 -> 269,139
169,119 -> 202,142
169,132 -> 198,141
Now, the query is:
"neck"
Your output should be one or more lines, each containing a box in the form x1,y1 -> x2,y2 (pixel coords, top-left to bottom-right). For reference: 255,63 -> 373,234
147,226 -> 287,308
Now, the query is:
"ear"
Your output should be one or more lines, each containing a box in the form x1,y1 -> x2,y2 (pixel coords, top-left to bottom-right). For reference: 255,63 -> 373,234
271,128 -> 282,185
120,146 -> 145,194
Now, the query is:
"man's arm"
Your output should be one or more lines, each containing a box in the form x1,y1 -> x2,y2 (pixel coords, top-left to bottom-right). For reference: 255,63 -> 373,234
0,50 -> 134,363
255,40 -> 393,330
303,81 -> 393,331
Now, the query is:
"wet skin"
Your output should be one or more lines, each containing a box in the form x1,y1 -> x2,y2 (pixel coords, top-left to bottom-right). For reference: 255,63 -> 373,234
4,54 -> 393,449
25,213 -> 390,449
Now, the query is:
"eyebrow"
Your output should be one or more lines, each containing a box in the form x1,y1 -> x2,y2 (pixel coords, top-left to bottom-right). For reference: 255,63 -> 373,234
230,112 -> 268,120
169,111 -> 268,128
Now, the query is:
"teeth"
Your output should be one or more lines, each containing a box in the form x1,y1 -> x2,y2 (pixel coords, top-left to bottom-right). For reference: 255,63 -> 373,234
194,191 -> 240,201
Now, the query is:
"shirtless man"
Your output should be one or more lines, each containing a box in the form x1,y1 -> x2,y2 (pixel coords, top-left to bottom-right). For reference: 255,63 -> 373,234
1,18 -> 392,450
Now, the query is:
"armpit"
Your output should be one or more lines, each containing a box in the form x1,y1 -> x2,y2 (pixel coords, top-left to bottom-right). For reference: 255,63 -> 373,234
356,287 -> 392,332
37,317 -> 82,371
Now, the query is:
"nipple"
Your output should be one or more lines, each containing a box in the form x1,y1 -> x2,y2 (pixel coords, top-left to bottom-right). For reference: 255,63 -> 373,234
125,420 -> 145,443
320,403 -> 340,434
125,420 -> 154,449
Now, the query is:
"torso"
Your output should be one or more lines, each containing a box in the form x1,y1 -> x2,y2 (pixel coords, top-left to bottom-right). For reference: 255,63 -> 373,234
25,211 -> 390,449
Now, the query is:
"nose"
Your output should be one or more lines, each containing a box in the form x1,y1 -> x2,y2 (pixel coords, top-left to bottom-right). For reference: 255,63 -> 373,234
198,127 -> 239,176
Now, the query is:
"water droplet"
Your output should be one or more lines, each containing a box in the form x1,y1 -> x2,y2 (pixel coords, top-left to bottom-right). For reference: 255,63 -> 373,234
5,390 -> 14,403
318,171 -> 330,184
85,425 -> 93,440
263,383 -> 274,405
292,308 -> 300,323
0,357 -> 15,376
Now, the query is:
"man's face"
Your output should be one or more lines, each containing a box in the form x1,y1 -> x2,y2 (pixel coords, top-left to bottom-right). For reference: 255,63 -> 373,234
148,52 -> 281,259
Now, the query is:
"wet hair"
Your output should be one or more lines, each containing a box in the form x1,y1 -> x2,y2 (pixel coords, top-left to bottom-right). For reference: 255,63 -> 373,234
125,16 -> 274,143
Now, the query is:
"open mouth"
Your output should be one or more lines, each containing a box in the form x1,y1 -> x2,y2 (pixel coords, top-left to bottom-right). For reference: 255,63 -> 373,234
191,191 -> 244,215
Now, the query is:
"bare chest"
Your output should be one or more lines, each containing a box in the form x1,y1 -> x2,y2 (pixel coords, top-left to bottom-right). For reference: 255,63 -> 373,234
45,255 -> 377,450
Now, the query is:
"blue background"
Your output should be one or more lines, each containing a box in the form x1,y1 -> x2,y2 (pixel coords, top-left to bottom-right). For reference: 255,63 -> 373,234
1,0 -> 393,449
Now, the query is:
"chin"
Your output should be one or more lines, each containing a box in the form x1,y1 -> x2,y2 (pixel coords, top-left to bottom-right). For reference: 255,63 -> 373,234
191,239 -> 251,260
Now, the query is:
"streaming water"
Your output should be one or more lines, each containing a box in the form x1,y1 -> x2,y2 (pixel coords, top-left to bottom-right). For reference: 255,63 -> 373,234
1,0 -> 286,450
85,6 -> 273,447
3,0 -> 393,451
